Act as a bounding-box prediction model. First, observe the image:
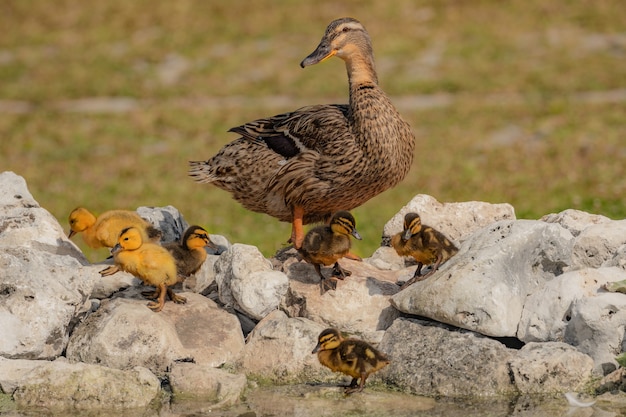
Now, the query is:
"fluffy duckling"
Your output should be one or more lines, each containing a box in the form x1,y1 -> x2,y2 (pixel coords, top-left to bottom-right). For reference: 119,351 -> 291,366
100,226 -> 185,312
391,212 -> 458,289
189,18 -> 415,249
312,328 -> 390,394
163,225 -> 214,278
68,207 -> 161,249
298,211 -> 362,293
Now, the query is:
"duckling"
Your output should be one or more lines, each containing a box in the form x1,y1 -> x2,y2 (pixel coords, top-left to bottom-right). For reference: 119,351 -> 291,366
100,226 -> 185,312
163,225 -> 214,278
391,212 -> 458,289
68,207 -> 161,249
298,211 -> 361,293
189,18 -> 414,249
312,328 -> 390,394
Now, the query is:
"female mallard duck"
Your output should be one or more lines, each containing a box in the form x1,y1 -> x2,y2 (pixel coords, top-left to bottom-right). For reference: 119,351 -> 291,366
391,212 -> 458,289
298,211 -> 361,293
68,207 -> 161,249
312,328 -> 390,394
100,227 -> 185,312
189,17 -> 415,249
164,225 -> 214,278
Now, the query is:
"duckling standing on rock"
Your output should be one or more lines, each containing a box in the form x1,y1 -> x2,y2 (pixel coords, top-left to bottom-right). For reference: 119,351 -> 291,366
100,227 -> 185,312
68,207 -> 161,249
163,225 -> 214,278
312,328 -> 390,394
391,212 -> 458,289
298,211 -> 361,294
189,17 -> 415,249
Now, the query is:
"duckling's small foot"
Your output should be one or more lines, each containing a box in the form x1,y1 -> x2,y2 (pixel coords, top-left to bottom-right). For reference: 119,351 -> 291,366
147,301 -> 164,312
99,265 -> 120,276
320,278 -> 337,294
344,385 -> 364,394
344,252 -> 362,261
143,291 -> 160,300
167,288 -> 187,304
331,262 -> 351,279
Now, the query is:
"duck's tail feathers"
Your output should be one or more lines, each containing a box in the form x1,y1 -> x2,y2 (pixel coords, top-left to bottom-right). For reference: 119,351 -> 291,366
188,161 -> 218,184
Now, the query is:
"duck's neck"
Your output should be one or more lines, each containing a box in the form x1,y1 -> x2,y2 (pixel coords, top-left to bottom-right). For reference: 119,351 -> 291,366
345,51 -> 378,87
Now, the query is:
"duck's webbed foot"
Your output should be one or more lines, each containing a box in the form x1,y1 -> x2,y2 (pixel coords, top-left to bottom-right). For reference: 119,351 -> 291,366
99,265 -> 120,276
141,289 -> 159,299
344,376 -> 365,394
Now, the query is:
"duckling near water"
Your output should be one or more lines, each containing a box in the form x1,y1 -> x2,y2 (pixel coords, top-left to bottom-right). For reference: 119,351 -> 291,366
391,212 -> 458,289
189,18 -> 415,250
298,211 -> 361,294
100,226 -> 185,312
312,328 -> 390,394
163,225 -> 214,278
68,207 -> 161,249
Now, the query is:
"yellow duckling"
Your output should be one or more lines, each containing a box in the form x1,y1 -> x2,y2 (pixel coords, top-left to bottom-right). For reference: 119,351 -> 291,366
100,226 -> 185,312
189,18 -> 415,249
163,225 -> 214,278
68,207 -> 161,249
298,211 -> 362,293
312,328 -> 390,394
391,212 -> 458,289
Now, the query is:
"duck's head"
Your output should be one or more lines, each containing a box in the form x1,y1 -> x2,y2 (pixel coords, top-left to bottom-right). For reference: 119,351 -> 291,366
300,17 -> 373,69
330,210 -> 362,240
312,328 -> 343,353
183,225 -> 215,250
67,207 -> 96,237
117,227 -> 144,251
402,212 -> 422,241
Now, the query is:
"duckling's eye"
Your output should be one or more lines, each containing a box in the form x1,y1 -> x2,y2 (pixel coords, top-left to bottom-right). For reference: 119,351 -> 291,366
342,26 -> 350,33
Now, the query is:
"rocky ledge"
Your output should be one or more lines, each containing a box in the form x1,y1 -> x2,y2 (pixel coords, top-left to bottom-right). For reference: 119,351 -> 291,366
1,170 -> 626,414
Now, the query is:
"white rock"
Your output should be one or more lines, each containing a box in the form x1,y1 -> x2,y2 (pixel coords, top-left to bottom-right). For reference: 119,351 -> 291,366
215,243 -> 289,320
541,209 -> 612,237
391,220 -> 574,337
518,267 -> 626,342
570,220 -> 626,269
0,357 -> 45,394
0,172 -> 98,359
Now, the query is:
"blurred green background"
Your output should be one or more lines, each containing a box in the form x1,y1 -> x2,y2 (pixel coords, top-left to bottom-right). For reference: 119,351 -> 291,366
1,0 -> 624,261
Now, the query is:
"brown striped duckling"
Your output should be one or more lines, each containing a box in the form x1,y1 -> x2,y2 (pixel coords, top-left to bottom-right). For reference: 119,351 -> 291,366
391,212 -> 458,289
312,328 -> 390,394
298,211 -> 361,293
164,225 -> 214,278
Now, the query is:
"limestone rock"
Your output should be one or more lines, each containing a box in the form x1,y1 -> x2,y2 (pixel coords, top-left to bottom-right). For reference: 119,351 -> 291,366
236,310 -> 326,384
66,293 -> 244,375
570,220 -> 626,269
136,205 -> 188,243
518,267 -> 626,343
0,171 -> 98,359
281,255 -> 402,341
169,362 -> 246,408
0,357 -> 45,395
391,220 -> 573,337
12,358 -> 160,411
215,243 -> 289,320
509,342 -> 595,394
540,209 -> 612,237
379,318 -> 516,397
382,194 -> 516,245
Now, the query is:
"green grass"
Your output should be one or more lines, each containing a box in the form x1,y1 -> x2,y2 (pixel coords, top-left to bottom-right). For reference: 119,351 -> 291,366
1,0 -> 625,260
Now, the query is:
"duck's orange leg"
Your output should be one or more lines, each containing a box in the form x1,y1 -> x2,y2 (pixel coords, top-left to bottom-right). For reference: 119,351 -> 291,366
290,206 -> 305,249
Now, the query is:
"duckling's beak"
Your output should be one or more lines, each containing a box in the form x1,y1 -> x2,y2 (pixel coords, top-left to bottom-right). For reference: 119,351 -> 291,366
402,229 -> 412,241
352,230 -> 362,240
111,243 -> 122,255
68,230 -> 76,239
312,343 -> 322,354
300,42 -> 337,68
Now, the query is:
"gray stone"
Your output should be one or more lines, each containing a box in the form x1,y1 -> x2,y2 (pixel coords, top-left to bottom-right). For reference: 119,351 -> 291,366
379,318 -> 516,397
570,220 -> 626,269
541,209 -> 612,237
66,293 -> 245,375
12,358 -> 160,411
136,205 -> 188,243
509,342 -> 595,394
169,362 -> 246,407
